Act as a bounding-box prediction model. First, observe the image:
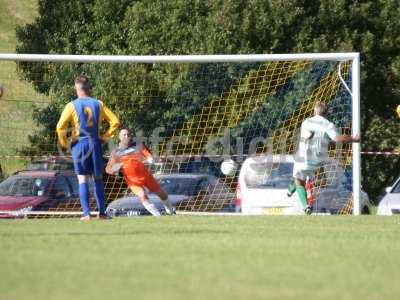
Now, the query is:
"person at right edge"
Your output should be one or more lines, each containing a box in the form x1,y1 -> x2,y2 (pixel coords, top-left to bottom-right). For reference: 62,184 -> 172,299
287,102 -> 360,214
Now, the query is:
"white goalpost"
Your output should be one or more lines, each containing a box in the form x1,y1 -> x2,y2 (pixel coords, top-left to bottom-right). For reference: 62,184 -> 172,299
0,53 -> 361,217
351,54 -> 361,215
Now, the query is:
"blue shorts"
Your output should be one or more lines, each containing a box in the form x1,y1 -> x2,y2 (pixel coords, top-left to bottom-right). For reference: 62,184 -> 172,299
71,138 -> 104,177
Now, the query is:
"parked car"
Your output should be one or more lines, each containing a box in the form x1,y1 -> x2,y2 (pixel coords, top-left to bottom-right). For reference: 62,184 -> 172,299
0,168 -> 126,218
26,156 -> 127,200
237,155 -> 371,215
0,170 -> 86,218
106,173 -> 235,217
150,156 -> 226,177
377,175 -> 400,215
26,157 -> 74,171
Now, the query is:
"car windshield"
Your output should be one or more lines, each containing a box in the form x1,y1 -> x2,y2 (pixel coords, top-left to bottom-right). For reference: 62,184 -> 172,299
244,162 -> 293,189
158,177 -> 202,196
392,179 -> 400,193
177,159 -> 223,177
0,176 -> 51,197
26,162 -> 73,171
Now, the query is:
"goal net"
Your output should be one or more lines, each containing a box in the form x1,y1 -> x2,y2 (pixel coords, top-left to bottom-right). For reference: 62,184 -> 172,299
0,53 -> 361,217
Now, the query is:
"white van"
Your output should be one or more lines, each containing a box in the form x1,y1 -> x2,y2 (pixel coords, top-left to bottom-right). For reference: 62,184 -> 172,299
237,154 -> 371,215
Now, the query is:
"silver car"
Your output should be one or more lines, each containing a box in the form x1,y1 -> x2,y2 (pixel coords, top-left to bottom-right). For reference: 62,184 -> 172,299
106,173 -> 235,216
377,176 -> 400,215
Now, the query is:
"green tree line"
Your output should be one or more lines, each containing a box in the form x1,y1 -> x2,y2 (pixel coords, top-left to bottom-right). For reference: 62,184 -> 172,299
16,0 -> 400,203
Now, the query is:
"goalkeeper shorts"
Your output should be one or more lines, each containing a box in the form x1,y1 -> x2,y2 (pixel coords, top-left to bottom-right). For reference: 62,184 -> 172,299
127,174 -> 162,195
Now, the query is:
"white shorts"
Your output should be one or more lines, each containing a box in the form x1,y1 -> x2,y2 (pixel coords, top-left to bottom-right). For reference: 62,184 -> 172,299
292,164 -> 318,181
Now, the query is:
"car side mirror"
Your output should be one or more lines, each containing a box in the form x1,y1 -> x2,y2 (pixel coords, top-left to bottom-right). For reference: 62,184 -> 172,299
385,186 -> 392,194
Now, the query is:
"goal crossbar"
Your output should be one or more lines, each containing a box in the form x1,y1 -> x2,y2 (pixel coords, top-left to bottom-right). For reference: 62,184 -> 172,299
0,53 -> 359,63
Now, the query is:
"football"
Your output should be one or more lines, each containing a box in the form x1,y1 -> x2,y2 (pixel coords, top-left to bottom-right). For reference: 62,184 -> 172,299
220,159 -> 237,176
0,85 -> 4,98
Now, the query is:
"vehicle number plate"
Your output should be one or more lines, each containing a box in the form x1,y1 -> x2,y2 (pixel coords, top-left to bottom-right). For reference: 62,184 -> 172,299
263,207 -> 284,215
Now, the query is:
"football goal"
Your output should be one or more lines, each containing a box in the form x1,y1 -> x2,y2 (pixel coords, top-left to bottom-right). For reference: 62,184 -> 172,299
0,53 -> 361,217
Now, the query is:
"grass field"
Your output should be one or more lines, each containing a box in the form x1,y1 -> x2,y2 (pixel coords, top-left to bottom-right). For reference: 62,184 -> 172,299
1,215 -> 399,300
0,3 -> 395,299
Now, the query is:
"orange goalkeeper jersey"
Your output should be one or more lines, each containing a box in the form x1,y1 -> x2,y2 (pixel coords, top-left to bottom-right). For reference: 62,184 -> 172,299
114,143 -> 155,187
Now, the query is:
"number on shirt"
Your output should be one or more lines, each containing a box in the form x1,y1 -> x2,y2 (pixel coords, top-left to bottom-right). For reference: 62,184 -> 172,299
84,106 -> 94,128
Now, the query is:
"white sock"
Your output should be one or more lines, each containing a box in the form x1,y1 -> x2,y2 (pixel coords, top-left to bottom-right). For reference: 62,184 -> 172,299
143,202 -> 161,216
161,198 -> 174,215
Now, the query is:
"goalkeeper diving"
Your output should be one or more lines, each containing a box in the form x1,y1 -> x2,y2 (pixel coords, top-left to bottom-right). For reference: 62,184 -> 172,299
106,129 -> 174,216
287,102 -> 360,214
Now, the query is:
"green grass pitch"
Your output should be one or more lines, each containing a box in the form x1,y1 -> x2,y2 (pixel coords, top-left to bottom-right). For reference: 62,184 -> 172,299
1,215 -> 399,300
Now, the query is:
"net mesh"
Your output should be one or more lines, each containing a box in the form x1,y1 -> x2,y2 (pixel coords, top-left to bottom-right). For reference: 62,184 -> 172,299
0,57 -> 356,217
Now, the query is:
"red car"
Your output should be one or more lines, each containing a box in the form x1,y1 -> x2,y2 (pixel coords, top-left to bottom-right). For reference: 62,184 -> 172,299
0,170 -> 82,218
0,169 -> 126,218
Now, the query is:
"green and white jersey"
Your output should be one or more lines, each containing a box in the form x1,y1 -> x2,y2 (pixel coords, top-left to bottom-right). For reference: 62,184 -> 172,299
294,115 -> 338,170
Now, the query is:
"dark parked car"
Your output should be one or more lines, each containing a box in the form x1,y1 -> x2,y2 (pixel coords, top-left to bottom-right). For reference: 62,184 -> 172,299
149,156 -> 229,178
106,173 -> 235,217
